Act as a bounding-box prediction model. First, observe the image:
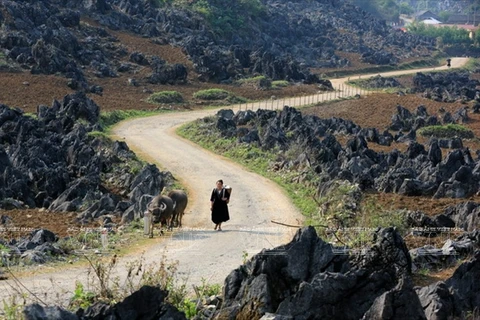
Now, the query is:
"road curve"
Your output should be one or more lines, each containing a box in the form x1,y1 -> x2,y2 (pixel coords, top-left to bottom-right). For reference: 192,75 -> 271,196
0,57 -> 469,310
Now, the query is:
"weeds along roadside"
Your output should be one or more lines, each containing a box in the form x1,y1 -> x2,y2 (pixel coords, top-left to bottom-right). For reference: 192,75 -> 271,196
176,117 -> 408,246
2,252 -> 221,319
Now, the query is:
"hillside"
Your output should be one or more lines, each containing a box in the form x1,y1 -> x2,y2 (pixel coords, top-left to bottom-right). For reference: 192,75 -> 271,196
349,0 -> 480,22
0,0 -> 435,104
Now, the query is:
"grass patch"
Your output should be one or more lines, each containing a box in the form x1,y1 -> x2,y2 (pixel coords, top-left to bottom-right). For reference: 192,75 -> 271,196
461,57 -> 480,71
147,91 -> 184,104
271,80 -> 290,88
99,109 -> 165,131
0,52 -> 7,67
418,124 -> 474,139
193,89 -> 230,100
177,119 -> 319,218
64,253 -> 221,317
236,76 -> 272,89
237,75 -> 267,84
87,130 -> 110,140
193,88 -> 247,104
178,115 -> 411,250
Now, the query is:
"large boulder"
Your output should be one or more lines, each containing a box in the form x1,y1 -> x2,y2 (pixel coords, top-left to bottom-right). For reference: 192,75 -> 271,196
23,304 -> 77,320
216,227 -> 412,320
416,251 -> 480,319
362,277 -> 426,320
78,285 -> 186,319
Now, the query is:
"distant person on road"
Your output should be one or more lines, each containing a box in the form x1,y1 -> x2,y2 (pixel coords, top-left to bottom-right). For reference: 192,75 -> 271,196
210,179 -> 230,231
447,58 -> 451,68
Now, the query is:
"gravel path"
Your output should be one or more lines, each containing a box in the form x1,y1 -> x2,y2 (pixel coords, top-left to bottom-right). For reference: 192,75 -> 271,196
0,57 -> 468,310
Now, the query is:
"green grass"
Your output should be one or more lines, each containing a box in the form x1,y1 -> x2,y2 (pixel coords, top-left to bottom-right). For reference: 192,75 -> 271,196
272,80 -> 290,88
418,124 -> 474,139
147,91 -> 184,104
0,52 -> 7,67
236,76 -> 272,89
87,130 -> 110,140
177,114 -> 412,247
177,118 -> 321,219
193,89 -> 230,100
192,88 -> 247,104
99,109 -> 167,132
346,76 -> 402,91
237,75 -> 267,84
460,57 -> 480,71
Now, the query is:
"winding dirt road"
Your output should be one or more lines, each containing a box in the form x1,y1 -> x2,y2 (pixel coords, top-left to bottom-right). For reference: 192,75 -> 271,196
0,57 -> 469,310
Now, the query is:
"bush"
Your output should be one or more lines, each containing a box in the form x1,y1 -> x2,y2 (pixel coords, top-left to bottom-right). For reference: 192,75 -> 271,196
418,124 -> 474,139
148,91 -> 184,104
193,88 -> 247,104
226,95 -> 247,104
237,76 -> 272,90
407,22 -> 471,45
272,80 -> 290,88
191,0 -> 265,37
193,89 -> 230,100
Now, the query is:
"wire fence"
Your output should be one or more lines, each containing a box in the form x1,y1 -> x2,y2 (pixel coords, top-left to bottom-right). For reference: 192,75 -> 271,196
233,83 -> 378,112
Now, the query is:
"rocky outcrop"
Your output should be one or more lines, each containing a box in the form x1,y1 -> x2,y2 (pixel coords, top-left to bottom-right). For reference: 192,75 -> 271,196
20,227 -> 480,320
0,0 -> 434,85
24,285 -> 187,320
443,201 -> 480,232
359,75 -> 403,89
413,72 -> 480,102
0,228 -> 65,266
416,251 -> 480,320
0,94 -> 171,223
212,106 -> 480,199
215,226 -> 417,319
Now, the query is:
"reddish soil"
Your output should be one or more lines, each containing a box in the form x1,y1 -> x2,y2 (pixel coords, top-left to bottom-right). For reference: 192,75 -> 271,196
305,92 -> 480,281
0,24 -> 321,241
0,209 -> 106,240
0,20 -> 319,114
304,93 -> 480,151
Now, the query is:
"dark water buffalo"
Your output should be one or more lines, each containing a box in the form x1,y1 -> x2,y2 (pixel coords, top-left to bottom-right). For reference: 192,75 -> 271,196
146,194 -> 174,237
168,190 -> 188,227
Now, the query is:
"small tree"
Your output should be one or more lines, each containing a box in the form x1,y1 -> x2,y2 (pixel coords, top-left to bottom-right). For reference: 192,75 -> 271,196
399,2 -> 413,15
436,36 -> 444,50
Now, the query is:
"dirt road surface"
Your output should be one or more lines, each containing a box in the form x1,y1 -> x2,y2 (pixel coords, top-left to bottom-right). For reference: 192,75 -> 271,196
0,57 -> 468,310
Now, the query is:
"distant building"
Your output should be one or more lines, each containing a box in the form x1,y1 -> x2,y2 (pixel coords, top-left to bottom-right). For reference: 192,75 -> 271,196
413,10 -> 442,22
421,17 -> 442,25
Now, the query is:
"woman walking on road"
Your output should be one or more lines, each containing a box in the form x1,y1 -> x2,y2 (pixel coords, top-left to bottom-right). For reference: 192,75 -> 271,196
210,179 -> 230,231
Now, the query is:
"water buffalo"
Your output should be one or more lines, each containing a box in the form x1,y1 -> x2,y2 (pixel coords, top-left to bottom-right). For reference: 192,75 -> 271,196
146,194 -> 174,237
168,190 -> 188,228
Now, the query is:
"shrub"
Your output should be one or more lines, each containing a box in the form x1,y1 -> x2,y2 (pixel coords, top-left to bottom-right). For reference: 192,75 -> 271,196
418,124 -> 474,139
226,95 -> 247,104
193,88 -> 247,104
237,76 -> 272,90
191,0 -> 265,37
272,80 -> 289,88
148,91 -> 184,104
193,89 -> 230,100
